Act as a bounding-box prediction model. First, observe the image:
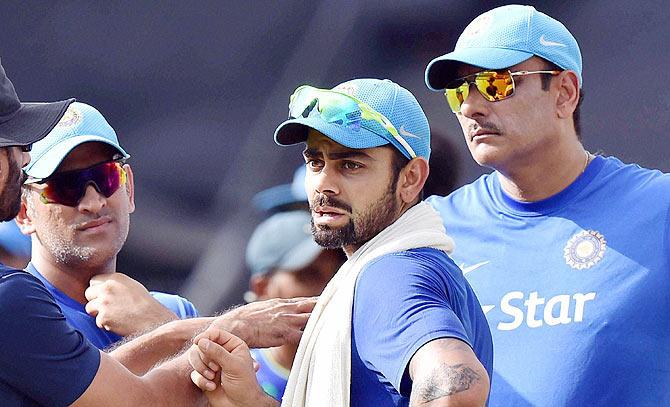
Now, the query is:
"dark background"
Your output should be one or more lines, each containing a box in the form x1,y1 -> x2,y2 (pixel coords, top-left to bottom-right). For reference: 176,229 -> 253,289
2,1 -> 667,315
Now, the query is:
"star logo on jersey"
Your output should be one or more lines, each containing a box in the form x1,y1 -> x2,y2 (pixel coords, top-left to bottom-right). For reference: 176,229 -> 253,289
563,230 -> 607,270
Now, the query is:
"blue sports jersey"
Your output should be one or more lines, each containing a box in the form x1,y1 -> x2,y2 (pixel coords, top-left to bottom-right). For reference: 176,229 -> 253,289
350,247 -> 493,406
0,267 -> 100,405
26,263 -> 199,350
428,155 -> 670,406
250,347 -> 290,401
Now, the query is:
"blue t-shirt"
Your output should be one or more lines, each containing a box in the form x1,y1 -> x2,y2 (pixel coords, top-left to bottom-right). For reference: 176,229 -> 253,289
428,155 -> 670,406
0,266 -> 100,406
250,347 -> 290,401
350,247 -> 493,406
26,263 -> 199,350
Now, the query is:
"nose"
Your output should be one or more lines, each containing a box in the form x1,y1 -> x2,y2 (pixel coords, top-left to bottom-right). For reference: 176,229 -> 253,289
458,83 -> 490,119
77,184 -> 106,213
307,165 -> 339,197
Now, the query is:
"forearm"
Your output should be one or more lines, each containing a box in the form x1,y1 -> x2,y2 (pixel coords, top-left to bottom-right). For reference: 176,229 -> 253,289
110,317 -> 213,375
140,354 -> 207,406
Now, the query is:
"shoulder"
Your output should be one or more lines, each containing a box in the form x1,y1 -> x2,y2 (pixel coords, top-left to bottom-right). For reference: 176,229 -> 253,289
357,248 -> 460,297
599,156 -> 670,192
150,291 -> 199,318
0,268 -> 52,311
427,172 -> 496,215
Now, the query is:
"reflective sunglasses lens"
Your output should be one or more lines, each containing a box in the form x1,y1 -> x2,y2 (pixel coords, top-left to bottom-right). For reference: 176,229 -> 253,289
445,83 -> 469,113
474,72 -> 514,102
91,162 -> 124,198
41,162 -> 125,206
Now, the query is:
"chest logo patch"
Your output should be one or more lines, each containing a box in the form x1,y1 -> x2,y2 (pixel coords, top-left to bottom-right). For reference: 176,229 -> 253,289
563,230 -> 606,270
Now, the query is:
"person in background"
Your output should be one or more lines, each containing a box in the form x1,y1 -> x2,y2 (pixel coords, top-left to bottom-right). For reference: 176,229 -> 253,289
245,209 -> 345,400
424,4 -> 670,405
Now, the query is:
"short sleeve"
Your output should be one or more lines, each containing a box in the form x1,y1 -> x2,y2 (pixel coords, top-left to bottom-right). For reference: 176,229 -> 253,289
150,291 -> 200,318
0,271 -> 100,405
352,251 -> 471,396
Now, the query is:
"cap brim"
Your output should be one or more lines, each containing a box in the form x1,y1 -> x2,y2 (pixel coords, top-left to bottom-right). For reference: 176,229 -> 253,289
274,117 -> 389,150
425,48 -> 533,91
0,99 -> 74,147
26,134 -> 130,179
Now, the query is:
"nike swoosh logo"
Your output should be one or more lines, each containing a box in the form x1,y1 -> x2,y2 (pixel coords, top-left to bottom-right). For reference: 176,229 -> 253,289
399,125 -> 421,139
539,35 -> 566,47
461,261 -> 490,275
482,305 -> 495,314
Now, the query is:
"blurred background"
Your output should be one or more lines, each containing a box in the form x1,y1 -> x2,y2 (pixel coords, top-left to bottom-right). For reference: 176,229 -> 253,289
1,0 -> 667,315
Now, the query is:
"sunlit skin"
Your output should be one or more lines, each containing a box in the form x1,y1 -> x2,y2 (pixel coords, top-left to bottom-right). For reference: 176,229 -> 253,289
17,142 -> 135,304
303,130 -> 420,257
453,56 -> 583,202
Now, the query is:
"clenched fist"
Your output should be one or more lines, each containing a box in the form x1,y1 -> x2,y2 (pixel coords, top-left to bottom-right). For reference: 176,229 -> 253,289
85,273 -> 178,336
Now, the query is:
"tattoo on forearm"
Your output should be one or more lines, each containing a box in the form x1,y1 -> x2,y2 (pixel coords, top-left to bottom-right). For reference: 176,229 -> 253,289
415,363 -> 481,402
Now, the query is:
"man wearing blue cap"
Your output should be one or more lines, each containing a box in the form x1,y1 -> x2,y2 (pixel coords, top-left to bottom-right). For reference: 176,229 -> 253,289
424,5 -> 670,405
16,102 -> 200,350
0,81 -> 314,403
189,78 -> 493,406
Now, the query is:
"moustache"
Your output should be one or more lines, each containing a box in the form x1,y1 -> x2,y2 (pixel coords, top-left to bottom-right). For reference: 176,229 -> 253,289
310,194 -> 352,213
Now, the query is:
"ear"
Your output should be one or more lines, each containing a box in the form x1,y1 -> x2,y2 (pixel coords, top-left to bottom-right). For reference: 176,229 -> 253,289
15,190 -> 36,236
555,70 -> 580,120
249,275 -> 271,300
397,157 -> 430,204
123,164 -> 136,214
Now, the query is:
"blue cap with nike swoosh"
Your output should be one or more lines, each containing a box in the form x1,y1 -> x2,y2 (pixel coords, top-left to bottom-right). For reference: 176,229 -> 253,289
425,4 -> 582,91
274,78 -> 431,160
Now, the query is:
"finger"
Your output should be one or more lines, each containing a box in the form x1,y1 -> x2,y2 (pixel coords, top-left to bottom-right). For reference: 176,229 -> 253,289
84,298 -> 100,317
187,344 -> 217,380
190,369 -> 217,392
84,285 -> 101,301
252,359 -> 260,372
197,337 -> 238,368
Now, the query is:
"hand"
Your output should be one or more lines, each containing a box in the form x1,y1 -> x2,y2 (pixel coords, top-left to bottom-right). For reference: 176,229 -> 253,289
85,273 -> 178,336
211,297 -> 316,348
188,328 -> 278,407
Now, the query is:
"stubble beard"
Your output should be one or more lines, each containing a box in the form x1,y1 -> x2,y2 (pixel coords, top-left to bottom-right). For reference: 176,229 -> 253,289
37,214 -> 130,268
310,182 -> 399,251
0,152 -> 26,222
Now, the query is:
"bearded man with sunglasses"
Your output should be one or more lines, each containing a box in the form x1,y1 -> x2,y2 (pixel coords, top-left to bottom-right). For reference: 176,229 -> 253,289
424,5 -> 670,406
188,78 -> 493,407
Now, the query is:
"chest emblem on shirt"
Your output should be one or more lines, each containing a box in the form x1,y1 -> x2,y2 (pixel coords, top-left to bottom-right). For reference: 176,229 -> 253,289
563,230 -> 607,270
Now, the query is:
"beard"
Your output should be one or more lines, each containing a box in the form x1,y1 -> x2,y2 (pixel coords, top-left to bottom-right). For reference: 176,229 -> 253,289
0,151 -> 26,222
310,181 -> 399,250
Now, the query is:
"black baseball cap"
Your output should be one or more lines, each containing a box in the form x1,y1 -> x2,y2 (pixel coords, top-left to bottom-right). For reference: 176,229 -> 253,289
0,58 -> 74,148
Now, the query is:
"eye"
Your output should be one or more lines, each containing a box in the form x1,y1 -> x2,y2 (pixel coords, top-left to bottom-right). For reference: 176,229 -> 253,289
305,159 -> 323,171
342,161 -> 362,170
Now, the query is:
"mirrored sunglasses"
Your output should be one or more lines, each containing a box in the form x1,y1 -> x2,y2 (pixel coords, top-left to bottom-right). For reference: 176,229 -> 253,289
288,85 -> 417,159
444,70 -> 561,113
25,160 -> 127,207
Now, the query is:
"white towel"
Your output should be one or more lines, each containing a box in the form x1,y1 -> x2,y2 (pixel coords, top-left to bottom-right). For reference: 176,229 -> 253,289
281,202 -> 454,406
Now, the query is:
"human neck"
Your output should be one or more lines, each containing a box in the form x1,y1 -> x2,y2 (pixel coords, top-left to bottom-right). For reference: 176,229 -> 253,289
31,247 -> 116,304
496,142 -> 591,202
270,343 -> 298,371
